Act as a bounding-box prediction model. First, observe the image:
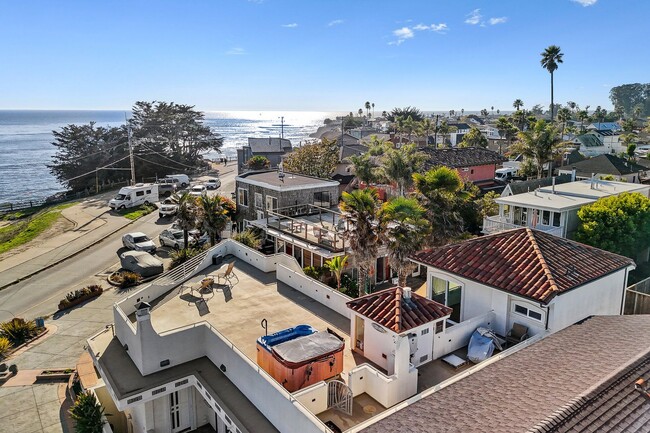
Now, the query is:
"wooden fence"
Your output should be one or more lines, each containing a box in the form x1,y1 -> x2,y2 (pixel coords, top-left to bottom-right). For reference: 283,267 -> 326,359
624,277 -> 650,315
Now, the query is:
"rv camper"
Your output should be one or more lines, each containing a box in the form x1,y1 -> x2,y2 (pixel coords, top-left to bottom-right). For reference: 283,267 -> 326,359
109,184 -> 159,210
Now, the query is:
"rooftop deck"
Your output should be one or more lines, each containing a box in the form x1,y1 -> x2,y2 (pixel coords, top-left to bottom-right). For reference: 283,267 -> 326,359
142,259 -> 359,374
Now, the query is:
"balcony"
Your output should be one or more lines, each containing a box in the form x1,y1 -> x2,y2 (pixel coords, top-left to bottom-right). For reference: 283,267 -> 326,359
262,204 -> 346,252
482,215 -> 563,237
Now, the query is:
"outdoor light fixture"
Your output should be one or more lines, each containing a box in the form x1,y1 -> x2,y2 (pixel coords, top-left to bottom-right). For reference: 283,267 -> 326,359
160,359 -> 170,367
220,364 -> 227,372
371,323 -> 387,333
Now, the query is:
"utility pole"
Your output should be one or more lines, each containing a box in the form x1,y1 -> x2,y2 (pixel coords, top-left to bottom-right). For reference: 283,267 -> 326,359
280,116 -> 284,139
128,125 -> 136,185
433,114 -> 439,149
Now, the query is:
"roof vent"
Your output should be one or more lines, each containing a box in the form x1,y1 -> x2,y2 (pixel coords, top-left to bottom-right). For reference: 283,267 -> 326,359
634,378 -> 650,402
403,287 -> 412,299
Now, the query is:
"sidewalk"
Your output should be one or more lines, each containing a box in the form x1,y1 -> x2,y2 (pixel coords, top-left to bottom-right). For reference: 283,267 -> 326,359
0,195 -> 133,289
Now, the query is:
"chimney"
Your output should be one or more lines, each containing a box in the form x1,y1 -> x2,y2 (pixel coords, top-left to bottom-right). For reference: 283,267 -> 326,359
634,378 -> 650,402
402,287 -> 412,299
552,176 -> 556,194
135,301 -> 151,322
571,166 -> 577,182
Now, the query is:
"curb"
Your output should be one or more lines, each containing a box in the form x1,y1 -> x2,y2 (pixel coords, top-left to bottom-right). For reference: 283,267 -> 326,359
0,216 -> 138,292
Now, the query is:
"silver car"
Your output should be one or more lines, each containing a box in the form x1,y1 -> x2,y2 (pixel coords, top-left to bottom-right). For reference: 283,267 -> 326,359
122,232 -> 157,253
205,178 -> 221,190
159,203 -> 178,218
159,228 -> 187,249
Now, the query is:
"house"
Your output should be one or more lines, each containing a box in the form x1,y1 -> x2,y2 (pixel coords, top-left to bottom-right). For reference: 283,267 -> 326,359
447,122 -> 471,146
360,315 -> 650,433
421,147 -> 507,183
236,137 -> 292,174
587,121 -> 622,132
483,178 -> 650,238
410,228 -> 635,339
571,131 -> 622,156
558,154 -> 647,183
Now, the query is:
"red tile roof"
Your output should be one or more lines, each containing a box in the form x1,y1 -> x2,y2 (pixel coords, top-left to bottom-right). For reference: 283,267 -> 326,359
346,287 -> 452,333
411,228 -> 634,304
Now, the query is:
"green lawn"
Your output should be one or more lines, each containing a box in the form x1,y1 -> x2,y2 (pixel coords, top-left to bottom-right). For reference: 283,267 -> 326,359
116,204 -> 157,220
0,202 -> 77,254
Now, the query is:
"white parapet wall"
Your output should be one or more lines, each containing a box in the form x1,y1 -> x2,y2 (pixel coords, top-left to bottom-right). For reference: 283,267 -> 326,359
433,311 -> 497,359
347,363 -> 418,409
293,382 -> 330,415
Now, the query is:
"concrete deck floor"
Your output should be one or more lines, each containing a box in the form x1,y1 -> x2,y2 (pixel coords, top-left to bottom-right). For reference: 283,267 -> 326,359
147,259 -> 359,373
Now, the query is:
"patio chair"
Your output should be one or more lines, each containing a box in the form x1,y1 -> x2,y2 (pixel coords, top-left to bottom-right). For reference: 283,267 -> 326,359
216,262 -> 238,287
506,323 -> 529,347
312,226 -> 321,238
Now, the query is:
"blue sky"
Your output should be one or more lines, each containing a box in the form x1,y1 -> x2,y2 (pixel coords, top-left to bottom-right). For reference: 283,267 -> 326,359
0,0 -> 647,112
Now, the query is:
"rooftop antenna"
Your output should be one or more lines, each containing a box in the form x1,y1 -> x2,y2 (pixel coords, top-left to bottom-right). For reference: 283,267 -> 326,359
280,116 -> 285,139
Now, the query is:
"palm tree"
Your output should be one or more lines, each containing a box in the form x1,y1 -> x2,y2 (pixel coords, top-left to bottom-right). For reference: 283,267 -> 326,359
578,109 -> 589,133
413,167 -> 466,246
513,99 -> 524,111
496,116 -> 517,154
380,143 -> 424,196
380,197 -> 429,286
540,45 -> 564,122
325,255 -> 348,291
371,102 -> 375,118
481,108 -> 489,119
491,106 -> 494,115
176,192 -> 197,249
197,195 -> 230,246
358,108 -> 363,117
419,118 -> 433,147
511,120 -> 560,179
365,101 -> 371,118
557,107 -> 572,137
340,189 -> 383,297
461,108 -> 465,116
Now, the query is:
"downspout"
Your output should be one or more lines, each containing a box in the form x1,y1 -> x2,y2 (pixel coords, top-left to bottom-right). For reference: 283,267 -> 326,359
620,266 -> 630,315
540,302 -> 550,331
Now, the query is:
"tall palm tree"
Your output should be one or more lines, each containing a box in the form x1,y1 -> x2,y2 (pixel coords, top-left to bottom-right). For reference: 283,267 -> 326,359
380,143 -> 424,196
380,197 -> 429,286
176,192 -> 198,249
325,255 -> 348,291
540,45 -> 564,122
461,108 -> 465,116
197,195 -> 230,246
419,118 -> 433,147
513,99 -> 524,111
358,108 -> 363,117
491,106 -> 494,115
371,102 -> 375,118
557,107 -> 571,137
511,120 -> 560,179
340,189 -> 383,297
365,101 -> 371,118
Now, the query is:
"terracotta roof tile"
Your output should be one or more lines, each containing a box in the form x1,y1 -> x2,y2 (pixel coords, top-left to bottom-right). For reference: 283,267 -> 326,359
346,287 -> 452,333
411,228 -> 634,304
422,146 -> 507,170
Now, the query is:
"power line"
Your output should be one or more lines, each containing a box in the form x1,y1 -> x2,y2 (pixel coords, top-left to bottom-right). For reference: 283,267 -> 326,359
137,143 -> 196,169
134,155 -> 190,171
62,156 -> 131,182
54,142 -> 126,163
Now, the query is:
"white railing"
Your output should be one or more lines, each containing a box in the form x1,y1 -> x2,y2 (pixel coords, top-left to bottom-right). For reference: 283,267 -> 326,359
482,216 -> 564,237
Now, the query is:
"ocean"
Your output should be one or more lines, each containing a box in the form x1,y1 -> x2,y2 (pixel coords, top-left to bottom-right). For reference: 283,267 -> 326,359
0,110 -> 337,203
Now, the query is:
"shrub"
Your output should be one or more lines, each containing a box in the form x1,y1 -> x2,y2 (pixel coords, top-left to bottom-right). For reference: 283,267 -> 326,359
339,274 -> 358,298
69,391 -> 106,433
59,285 -> 104,308
0,337 -> 11,359
232,229 -> 262,250
303,266 -> 325,280
0,318 -> 39,346
170,247 -> 204,270
246,155 -> 270,170
114,271 -> 142,288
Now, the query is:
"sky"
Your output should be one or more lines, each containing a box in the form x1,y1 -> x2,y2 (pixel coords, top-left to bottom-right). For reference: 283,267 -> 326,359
0,0 -> 648,112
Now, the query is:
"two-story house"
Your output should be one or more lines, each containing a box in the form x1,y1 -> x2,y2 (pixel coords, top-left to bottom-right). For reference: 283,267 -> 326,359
236,137 -> 292,174
483,178 -> 650,238
422,147 -> 507,183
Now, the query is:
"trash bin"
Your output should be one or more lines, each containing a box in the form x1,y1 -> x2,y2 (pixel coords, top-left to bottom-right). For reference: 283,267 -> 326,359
212,254 -> 223,266
35,317 -> 45,328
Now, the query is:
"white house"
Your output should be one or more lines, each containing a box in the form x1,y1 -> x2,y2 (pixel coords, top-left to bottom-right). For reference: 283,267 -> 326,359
571,131 -> 623,157
483,179 -> 650,238
557,154 -> 647,183
410,228 -> 635,339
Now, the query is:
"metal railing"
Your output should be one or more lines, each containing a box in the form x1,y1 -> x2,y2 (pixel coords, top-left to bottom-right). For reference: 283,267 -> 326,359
266,205 -> 345,252
482,215 -> 564,237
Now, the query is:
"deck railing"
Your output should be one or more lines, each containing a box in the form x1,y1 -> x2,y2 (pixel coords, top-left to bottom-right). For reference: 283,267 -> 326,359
482,215 -> 564,237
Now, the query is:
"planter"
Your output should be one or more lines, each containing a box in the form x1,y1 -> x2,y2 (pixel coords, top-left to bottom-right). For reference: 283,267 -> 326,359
36,368 -> 75,381
58,288 -> 103,311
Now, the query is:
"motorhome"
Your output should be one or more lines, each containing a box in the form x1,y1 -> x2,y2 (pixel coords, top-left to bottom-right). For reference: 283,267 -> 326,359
494,167 -> 518,181
108,184 -> 159,210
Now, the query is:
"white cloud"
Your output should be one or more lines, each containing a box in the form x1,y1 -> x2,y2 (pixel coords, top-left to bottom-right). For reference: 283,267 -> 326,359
465,9 -> 482,25
328,19 -> 343,27
281,23 -> 298,28
226,47 -> 246,55
572,0 -> 597,6
489,17 -> 508,25
389,23 -> 447,45
413,23 -> 448,33
391,26 -> 414,45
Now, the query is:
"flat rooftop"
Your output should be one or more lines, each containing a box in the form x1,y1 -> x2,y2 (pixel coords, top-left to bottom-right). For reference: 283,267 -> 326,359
236,170 -> 339,189
495,190 -> 595,211
538,179 -> 648,198
143,259 -> 359,374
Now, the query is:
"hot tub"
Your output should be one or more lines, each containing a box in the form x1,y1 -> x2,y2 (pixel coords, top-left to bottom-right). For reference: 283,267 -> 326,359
257,325 -> 345,392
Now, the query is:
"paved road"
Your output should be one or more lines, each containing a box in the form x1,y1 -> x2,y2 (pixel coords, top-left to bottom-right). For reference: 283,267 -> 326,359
0,166 -> 238,322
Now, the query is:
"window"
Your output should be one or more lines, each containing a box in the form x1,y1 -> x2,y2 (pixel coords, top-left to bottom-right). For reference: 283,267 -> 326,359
552,212 -> 561,227
421,328 -> 429,336
238,188 -> 248,207
431,276 -> 462,323
146,189 -> 151,194
512,302 -> 544,322
266,195 -> 278,212
314,191 -> 330,207
542,210 -> 550,226
136,191 -> 144,197
435,321 -> 444,334
254,192 -> 263,210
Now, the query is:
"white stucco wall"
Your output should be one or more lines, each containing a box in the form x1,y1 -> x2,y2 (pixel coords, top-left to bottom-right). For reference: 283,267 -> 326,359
358,314 -> 396,372
547,269 -> 628,332
293,382 -> 329,415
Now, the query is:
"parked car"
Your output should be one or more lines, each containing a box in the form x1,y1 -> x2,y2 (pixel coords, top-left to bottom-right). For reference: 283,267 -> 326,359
189,184 -> 207,197
119,251 -> 164,278
159,228 -> 187,249
165,174 -> 190,188
157,179 -> 177,197
205,178 -> 221,190
158,203 -> 178,218
122,232 -> 157,253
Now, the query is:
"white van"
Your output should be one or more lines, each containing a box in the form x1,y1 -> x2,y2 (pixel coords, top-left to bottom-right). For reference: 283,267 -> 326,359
495,167 -> 518,181
165,174 -> 190,188
109,184 -> 159,210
